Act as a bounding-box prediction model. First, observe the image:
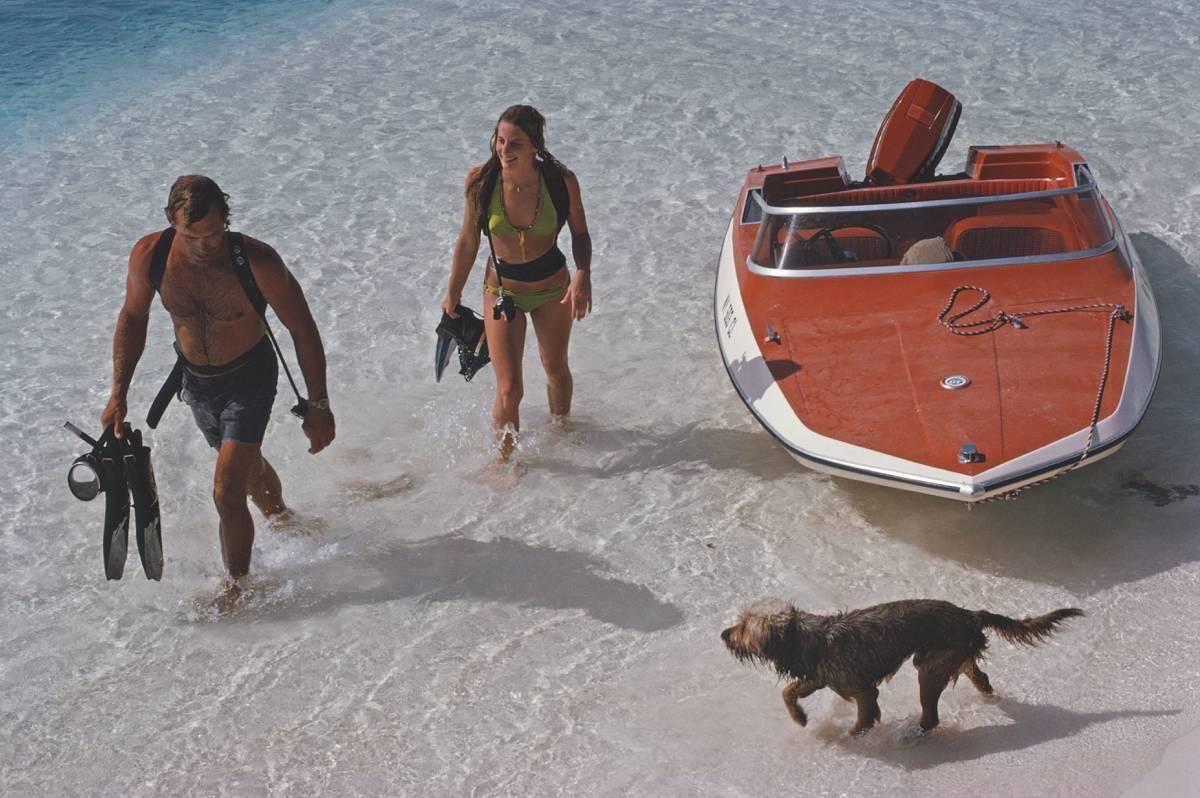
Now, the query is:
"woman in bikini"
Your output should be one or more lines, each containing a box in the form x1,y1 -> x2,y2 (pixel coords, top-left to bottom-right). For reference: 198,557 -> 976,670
441,105 -> 592,459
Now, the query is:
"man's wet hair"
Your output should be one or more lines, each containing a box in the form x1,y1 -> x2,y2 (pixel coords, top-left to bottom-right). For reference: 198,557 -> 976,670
164,175 -> 231,226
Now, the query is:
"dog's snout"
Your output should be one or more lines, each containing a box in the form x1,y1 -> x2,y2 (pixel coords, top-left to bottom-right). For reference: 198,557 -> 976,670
720,627 -> 732,644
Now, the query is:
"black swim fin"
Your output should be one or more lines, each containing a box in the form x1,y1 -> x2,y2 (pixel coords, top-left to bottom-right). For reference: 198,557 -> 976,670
435,315 -> 458,382
66,422 -> 141,580
123,427 -> 163,580
97,427 -> 130,580
435,305 -> 491,382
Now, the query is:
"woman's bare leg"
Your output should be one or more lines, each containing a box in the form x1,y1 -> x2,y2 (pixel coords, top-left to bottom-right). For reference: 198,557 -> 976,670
483,290 -> 528,459
531,294 -> 574,418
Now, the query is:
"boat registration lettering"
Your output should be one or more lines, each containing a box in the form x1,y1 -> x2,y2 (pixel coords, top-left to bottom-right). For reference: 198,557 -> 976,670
721,294 -> 737,338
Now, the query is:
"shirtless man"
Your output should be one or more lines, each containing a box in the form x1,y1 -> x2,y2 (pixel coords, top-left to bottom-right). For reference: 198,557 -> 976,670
101,175 -> 335,591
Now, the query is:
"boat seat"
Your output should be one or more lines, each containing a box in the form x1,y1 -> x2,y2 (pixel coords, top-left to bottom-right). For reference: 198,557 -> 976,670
944,214 -> 1076,260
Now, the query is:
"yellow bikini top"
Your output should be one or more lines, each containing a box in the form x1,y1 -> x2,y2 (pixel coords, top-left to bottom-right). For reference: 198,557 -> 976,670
488,175 -> 558,238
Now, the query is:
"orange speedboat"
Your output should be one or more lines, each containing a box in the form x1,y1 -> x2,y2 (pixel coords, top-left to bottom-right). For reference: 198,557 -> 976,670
716,79 -> 1161,501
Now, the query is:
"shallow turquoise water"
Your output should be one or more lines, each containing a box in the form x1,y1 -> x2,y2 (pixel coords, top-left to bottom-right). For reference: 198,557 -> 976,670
0,0 -> 330,146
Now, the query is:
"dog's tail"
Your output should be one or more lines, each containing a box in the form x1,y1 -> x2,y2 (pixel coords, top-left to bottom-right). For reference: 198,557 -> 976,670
978,607 -> 1084,646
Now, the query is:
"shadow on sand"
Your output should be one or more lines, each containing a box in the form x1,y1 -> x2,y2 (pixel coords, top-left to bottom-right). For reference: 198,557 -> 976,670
837,233 -> 1200,594
534,420 -> 801,482
247,532 -> 686,633
844,697 -> 1179,770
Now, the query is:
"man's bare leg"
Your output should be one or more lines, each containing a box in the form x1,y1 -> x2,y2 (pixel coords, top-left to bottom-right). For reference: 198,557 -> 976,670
213,440 -> 266,579
249,454 -> 287,518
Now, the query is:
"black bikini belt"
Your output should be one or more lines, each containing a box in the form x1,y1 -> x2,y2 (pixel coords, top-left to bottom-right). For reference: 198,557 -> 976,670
494,246 -> 566,282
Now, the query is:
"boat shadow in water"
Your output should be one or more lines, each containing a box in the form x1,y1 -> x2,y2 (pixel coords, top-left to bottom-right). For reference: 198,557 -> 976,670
240,532 -> 685,632
845,699 -> 1178,769
841,233 -> 1200,594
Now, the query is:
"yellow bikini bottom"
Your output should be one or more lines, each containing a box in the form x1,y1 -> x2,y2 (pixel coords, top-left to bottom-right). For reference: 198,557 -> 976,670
484,283 -> 567,313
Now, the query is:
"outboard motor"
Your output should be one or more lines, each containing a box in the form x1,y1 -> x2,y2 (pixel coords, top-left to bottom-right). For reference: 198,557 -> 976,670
865,78 -> 961,185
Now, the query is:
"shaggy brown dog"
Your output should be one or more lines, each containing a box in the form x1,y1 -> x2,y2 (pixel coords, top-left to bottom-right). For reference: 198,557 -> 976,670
721,599 -> 1083,735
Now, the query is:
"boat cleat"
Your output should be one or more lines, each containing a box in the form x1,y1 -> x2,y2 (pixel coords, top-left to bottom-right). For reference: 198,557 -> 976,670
958,442 -> 984,464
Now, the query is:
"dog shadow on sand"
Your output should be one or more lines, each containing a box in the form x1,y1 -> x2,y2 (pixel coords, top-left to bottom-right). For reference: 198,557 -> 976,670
840,234 -> 1200,595
835,697 -> 1179,770
238,532 -> 685,633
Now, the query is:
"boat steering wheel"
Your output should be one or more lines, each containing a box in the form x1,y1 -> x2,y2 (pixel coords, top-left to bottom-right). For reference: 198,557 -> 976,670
803,224 -> 893,265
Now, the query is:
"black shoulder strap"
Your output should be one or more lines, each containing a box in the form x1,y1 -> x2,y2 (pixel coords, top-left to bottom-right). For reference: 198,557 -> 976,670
228,232 -> 267,317
542,163 -> 570,234
231,234 -> 307,415
149,228 -> 175,292
230,232 -> 308,412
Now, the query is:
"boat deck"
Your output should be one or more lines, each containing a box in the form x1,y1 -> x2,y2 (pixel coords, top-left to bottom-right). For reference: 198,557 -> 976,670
734,253 -> 1134,474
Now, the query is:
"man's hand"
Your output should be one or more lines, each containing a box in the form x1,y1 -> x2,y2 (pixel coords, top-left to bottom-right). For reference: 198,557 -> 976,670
302,407 -> 336,454
100,393 -> 128,437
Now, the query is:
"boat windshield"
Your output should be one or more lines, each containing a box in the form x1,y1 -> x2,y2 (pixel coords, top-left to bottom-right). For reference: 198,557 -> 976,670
750,184 -> 1114,272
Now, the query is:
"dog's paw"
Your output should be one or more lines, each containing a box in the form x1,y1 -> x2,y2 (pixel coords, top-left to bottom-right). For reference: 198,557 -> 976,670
788,706 -> 808,727
890,722 -> 930,746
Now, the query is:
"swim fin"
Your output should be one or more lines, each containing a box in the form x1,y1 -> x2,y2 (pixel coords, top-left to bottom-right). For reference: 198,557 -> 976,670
65,422 -> 161,580
435,317 -> 457,382
96,427 -> 130,580
123,427 -> 163,580
435,305 -> 491,382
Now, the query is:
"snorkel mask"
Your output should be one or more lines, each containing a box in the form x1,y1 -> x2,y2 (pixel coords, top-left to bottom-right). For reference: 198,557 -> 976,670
65,422 -> 115,502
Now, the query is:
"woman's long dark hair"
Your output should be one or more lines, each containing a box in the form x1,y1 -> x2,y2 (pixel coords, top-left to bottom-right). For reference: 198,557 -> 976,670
467,105 -> 567,223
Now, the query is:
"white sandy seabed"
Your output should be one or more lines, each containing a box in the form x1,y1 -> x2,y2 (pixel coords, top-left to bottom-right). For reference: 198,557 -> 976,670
2,0 -> 1200,795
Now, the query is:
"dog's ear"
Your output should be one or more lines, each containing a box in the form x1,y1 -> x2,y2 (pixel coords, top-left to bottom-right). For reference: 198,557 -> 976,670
756,606 -> 798,658
765,609 -> 827,681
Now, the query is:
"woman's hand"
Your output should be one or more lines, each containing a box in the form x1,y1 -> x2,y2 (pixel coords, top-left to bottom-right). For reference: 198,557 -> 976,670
562,269 -> 591,320
441,291 -> 462,318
